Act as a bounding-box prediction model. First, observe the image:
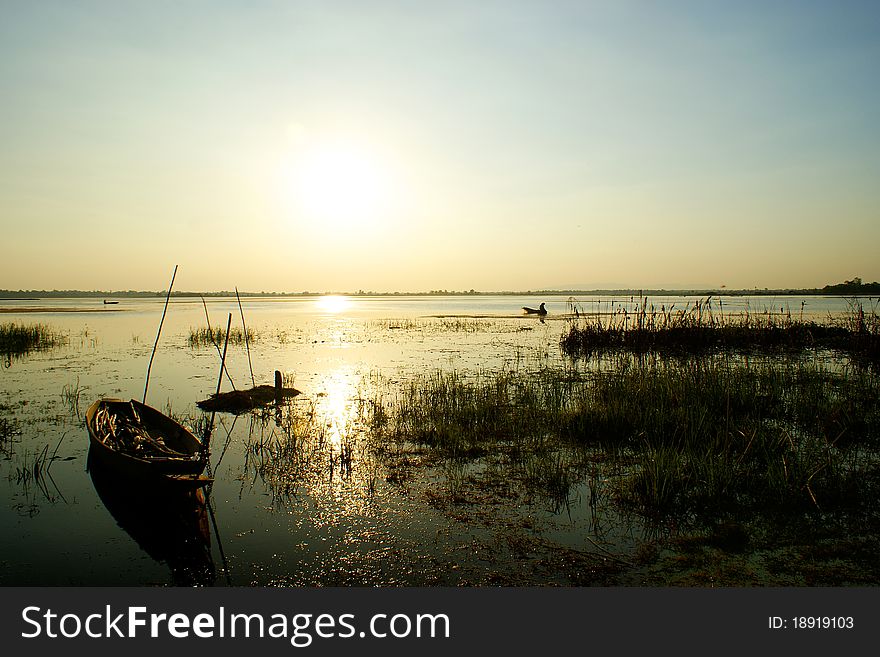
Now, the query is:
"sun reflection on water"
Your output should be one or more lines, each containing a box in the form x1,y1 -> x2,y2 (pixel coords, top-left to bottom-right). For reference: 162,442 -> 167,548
315,295 -> 351,314
314,366 -> 360,450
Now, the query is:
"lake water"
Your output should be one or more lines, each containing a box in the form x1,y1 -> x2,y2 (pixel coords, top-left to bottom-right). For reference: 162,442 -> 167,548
0,294 -> 861,585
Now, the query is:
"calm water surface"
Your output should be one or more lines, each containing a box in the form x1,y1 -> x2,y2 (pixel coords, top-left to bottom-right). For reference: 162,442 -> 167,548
0,294 -> 859,585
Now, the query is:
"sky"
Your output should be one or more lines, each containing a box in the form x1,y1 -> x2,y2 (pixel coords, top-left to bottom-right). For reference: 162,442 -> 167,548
1,0 -> 879,292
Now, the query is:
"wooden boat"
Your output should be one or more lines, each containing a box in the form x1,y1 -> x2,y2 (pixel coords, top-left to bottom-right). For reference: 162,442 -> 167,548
522,302 -> 547,315
103,300 -> 119,305
85,398 -> 211,489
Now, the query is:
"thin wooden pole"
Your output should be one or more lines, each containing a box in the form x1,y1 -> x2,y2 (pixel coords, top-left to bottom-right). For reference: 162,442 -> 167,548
201,295 -> 236,390
201,461 -> 232,584
236,287 -> 256,388
204,313 -> 232,452
205,491 -> 232,585
143,264 -> 178,405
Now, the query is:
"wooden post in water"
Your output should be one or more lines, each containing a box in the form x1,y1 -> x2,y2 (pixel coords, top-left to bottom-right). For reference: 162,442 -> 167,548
274,370 -> 282,404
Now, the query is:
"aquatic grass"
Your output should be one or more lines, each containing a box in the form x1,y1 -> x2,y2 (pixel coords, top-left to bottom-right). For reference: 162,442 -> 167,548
375,369 -> 565,457
6,434 -> 70,513
560,360 -> 879,516
61,377 -> 86,418
518,449 -> 578,512
0,322 -> 67,360
367,360 -> 880,519
369,318 -> 526,334
9,443 -> 55,501
240,400 -> 342,505
0,410 -> 21,457
560,296 -> 876,363
833,298 -> 880,363
187,326 -> 258,348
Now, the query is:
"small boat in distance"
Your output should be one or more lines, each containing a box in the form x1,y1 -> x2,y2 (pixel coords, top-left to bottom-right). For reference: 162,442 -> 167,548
522,302 -> 547,315
85,398 -> 210,489
103,300 -> 119,304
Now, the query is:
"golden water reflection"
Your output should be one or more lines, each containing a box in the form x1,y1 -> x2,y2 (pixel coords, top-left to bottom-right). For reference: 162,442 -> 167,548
315,295 -> 351,314
240,364 -> 377,521
314,365 -> 360,449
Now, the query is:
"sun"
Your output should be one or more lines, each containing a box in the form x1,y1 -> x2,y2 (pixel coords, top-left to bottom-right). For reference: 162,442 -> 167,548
281,139 -> 392,230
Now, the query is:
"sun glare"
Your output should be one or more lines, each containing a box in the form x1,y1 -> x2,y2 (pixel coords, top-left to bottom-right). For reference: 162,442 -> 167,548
315,295 -> 351,314
281,139 -> 392,230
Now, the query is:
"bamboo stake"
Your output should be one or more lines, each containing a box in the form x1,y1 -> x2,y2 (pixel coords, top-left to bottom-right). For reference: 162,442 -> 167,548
236,287 -> 256,388
143,265 -> 178,405
204,313 -> 232,452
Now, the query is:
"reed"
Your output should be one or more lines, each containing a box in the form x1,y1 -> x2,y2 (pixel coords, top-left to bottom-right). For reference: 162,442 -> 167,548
240,401 -> 338,505
0,322 -> 67,358
560,296 -> 878,363
187,326 -> 258,348
10,444 -> 51,487
366,360 -> 880,518
61,377 -> 85,418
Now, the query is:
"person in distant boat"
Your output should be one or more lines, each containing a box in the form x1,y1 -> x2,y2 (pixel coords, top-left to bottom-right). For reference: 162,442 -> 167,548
522,302 -> 547,315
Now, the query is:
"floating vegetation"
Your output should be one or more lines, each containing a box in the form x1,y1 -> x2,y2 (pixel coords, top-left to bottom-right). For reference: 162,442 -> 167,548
0,408 -> 21,457
560,296 -> 879,364
187,326 -> 258,348
370,318 -> 528,334
0,322 -> 67,361
197,384 -> 301,413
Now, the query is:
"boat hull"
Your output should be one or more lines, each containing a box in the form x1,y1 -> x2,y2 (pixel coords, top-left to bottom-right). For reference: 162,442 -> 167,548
85,398 -> 208,486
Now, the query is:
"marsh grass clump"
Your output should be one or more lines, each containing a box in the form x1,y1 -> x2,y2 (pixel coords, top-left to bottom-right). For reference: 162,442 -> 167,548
368,360 -> 880,520
187,326 -> 257,348
367,369 -> 611,504
560,296 -> 874,361
373,370 -> 569,458
559,361 -> 879,517
834,299 -> 880,363
0,322 -> 67,360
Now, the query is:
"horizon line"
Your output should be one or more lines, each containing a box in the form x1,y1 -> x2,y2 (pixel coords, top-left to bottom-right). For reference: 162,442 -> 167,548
2,281 -> 878,299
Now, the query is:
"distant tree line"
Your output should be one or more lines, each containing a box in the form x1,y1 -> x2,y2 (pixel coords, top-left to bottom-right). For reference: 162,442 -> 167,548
821,277 -> 880,295
1,279 -> 877,298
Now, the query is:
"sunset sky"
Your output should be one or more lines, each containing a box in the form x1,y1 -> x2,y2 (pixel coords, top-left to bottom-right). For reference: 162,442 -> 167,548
2,0 -> 878,292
